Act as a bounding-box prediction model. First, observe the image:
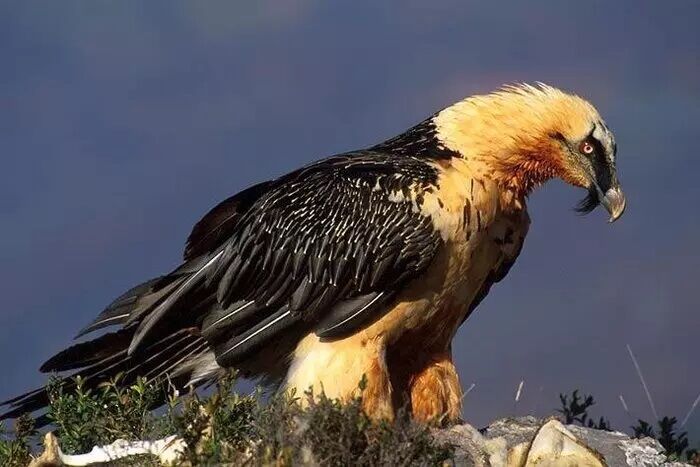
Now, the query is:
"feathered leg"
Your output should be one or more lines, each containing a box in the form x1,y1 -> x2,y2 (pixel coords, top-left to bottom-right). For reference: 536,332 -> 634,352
284,333 -> 394,420
408,348 -> 462,424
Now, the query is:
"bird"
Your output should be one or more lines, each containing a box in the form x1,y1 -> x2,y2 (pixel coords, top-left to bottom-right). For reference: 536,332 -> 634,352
1,83 -> 625,425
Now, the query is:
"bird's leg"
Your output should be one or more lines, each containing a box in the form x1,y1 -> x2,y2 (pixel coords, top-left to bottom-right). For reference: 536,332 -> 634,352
359,350 -> 394,422
406,348 -> 463,425
284,333 -> 394,421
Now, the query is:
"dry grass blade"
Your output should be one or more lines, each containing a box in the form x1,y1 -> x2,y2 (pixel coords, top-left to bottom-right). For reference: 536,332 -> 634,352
626,344 -> 659,421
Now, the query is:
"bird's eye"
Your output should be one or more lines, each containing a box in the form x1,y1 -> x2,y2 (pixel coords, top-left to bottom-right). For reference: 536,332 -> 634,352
579,140 -> 595,155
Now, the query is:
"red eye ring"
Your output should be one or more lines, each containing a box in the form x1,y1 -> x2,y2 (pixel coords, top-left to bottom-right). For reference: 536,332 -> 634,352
580,141 -> 594,155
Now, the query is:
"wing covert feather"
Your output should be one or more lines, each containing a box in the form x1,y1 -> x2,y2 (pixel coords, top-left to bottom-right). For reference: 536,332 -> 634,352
205,153 -> 443,363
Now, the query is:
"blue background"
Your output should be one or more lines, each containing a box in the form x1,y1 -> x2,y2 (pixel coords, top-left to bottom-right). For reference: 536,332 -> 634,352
1,1 -> 698,440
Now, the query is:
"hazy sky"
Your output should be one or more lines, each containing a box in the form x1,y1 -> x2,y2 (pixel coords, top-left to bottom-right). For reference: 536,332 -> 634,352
1,1 -> 698,441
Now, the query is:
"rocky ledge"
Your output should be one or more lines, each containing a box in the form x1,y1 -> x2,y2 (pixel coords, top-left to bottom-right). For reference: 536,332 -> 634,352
434,416 -> 691,466
30,416 -> 691,466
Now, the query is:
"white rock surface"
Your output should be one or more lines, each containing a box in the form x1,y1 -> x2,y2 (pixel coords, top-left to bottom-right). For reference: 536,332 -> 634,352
29,416 -> 692,466
434,416 -> 692,467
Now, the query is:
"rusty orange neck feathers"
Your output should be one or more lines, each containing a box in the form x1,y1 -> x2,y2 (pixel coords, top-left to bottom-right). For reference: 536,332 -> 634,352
433,84 -> 602,197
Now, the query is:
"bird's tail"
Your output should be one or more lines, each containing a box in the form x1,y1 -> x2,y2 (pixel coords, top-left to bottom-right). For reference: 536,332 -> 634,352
0,275 -> 220,427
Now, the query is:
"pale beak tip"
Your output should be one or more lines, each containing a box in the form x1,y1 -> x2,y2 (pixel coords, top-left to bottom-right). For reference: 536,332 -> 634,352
603,187 -> 626,223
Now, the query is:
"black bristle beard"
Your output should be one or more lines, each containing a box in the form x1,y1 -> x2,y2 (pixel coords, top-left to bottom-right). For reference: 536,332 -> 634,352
575,189 -> 600,214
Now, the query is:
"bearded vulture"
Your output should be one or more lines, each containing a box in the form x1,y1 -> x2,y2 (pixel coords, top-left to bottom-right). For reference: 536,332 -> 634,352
1,83 -> 625,424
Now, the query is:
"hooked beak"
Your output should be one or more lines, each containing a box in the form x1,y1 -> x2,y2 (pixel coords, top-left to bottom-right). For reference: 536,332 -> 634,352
576,179 -> 627,223
593,184 -> 626,223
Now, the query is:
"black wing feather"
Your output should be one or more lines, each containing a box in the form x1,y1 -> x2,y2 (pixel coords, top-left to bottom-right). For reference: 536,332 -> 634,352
201,152 -> 443,365
184,180 -> 275,261
75,277 -> 163,338
2,150 -> 444,423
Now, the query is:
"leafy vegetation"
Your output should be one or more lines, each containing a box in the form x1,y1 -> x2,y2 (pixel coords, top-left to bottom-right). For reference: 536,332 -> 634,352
2,378 -> 698,466
0,373 -> 453,466
46,375 -> 163,455
557,390 -> 612,431
0,414 -> 35,467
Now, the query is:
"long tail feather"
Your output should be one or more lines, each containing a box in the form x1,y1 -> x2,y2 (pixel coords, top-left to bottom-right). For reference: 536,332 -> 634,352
41,330 -> 132,372
128,251 -> 224,355
1,328 -> 216,427
76,276 -> 179,338
3,256 -> 228,426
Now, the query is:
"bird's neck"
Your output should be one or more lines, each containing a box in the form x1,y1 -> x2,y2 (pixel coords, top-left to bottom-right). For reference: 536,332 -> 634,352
433,157 -> 529,215
431,100 -> 561,198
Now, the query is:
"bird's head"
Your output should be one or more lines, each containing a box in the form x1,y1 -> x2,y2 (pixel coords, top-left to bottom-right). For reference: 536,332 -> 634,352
434,83 -> 626,222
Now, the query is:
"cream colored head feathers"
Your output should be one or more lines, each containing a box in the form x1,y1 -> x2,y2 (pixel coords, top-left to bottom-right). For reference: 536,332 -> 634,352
434,83 -> 618,198
433,84 -> 625,220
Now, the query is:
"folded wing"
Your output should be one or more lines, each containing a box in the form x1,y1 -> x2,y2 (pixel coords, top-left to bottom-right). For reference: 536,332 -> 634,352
131,151 -> 444,366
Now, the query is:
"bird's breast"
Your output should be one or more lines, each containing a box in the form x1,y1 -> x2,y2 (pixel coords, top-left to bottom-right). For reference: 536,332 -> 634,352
361,170 -> 529,349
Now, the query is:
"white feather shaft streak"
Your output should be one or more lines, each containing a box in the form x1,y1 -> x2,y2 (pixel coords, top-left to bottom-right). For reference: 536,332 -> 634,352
144,339 -> 204,381
89,313 -> 129,326
129,250 -> 224,354
202,300 -> 255,331
219,309 -> 291,358
320,292 -> 384,334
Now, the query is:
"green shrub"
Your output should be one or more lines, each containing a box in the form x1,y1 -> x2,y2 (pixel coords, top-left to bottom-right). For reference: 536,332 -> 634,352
557,390 -> 611,430
251,389 -> 453,466
4,373 -> 454,466
0,414 -> 35,467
